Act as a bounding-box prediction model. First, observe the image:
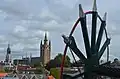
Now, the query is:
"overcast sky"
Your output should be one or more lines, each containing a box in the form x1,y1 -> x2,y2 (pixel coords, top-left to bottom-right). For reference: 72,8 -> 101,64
0,0 -> 119,62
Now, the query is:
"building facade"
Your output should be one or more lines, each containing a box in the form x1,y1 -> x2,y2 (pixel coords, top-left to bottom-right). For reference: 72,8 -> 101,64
40,33 -> 51,66
13,33 -> 51,66
14,57 -> 40,66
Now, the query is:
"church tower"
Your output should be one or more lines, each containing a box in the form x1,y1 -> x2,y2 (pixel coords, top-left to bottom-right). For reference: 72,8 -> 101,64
40,33 -> 51,66
5,44 -> 11,65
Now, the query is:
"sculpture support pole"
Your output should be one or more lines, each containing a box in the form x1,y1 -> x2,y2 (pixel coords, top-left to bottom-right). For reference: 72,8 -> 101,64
96,13 -> 107,52
80,17 -> 91,58
91,11 -> 97,54
79,4 -> 91,58
91,0 -> 97,55
107,46 -> 109,61
62,35 -> 86,62
96,21 -> 106,52
98,38 -> 110,59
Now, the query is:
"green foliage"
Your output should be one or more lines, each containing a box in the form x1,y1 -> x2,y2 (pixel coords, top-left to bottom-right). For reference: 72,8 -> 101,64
50,68 -> 60,79
45,59 -> 56,70
4,68 -> 9,72
33,63 -> 39,67
45,53 -> 71,70
4,68 -> 12,73
32,62 -> 43,68
65,55 -> 71,67
0,68 -> 5,73
54,53 -> 71,67
35,68 -> 43,74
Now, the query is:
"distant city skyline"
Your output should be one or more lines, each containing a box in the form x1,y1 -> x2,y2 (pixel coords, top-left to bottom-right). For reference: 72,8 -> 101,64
0,0 -> 119,61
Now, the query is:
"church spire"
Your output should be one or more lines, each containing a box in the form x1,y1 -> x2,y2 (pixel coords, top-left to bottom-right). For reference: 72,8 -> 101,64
8,44 -> 10,48
41,40 -> 42,45
7,44 -> 11,54
44,33 -> 47,41
44,32 -> 48,44
29,53 -> 32,64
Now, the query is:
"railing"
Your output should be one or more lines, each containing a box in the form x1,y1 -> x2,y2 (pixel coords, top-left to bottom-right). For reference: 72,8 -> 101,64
3,73 -> 44,79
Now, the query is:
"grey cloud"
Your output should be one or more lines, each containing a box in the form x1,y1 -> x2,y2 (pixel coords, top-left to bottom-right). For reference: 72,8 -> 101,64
0,0 -> 119,61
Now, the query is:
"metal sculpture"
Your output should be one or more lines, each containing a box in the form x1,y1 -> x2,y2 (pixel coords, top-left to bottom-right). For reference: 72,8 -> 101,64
60,0 -> 120,79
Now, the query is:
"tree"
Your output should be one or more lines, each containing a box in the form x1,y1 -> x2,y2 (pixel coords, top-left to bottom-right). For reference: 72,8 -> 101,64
0,68 -> 5,73
45,59 -> 56,70
45,53 -> 71,70
54,53 -> 71,67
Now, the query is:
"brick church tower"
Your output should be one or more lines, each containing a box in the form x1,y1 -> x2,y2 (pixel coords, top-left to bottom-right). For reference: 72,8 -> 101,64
40,33 -> 51,66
